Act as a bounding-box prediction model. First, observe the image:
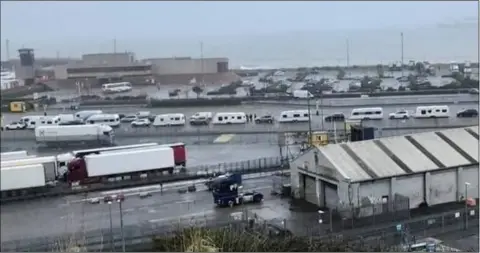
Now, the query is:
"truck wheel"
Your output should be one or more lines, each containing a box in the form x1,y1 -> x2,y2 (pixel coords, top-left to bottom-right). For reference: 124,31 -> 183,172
228,200 -> 234,208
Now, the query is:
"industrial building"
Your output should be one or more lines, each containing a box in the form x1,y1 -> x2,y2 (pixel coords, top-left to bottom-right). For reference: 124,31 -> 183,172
52,54 -> 237,85
290,126 -> 479,213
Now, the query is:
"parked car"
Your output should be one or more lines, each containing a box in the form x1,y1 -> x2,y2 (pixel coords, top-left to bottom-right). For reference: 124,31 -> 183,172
131,118 -> 151,127
255,115 -> 274,124
121,114 -> 138,122
389,109 -> 410,119
324,113 -> 345,122
457,109 -> 478,118
4,121 -> 26,130
190,116 -> 210,125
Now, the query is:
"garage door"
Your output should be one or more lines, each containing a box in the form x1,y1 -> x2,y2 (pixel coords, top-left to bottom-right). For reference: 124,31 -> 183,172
303,174 -> 317,205
324,181 -> 339,209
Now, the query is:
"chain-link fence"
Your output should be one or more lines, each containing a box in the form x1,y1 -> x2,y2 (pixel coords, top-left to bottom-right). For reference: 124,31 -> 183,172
3,205 -> 477,252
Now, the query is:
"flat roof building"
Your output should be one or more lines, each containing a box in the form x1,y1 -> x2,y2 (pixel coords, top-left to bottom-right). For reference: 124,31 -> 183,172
290,126 -> 479,215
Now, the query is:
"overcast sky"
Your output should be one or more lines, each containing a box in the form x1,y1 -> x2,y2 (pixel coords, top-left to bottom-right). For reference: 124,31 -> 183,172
1,1 -> 478,61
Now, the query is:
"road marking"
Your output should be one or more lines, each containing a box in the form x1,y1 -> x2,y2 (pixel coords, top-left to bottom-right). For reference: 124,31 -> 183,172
213,134 -> 235,144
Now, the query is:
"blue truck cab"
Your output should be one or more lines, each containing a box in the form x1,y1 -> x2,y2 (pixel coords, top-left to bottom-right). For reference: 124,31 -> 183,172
210,173 -> 263,207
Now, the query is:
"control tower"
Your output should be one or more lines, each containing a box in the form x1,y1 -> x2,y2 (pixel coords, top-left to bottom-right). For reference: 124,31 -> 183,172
17,48 -> 35,85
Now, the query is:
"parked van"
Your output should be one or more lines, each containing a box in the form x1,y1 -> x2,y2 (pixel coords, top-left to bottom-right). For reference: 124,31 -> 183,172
56,114 -> 75,124
278,110 -> 310,123
152,113 -> 186,126
293,90 -> 314,99
414,105 -> 450,119
85,114 -> 121,127
74,110 -> 103,121
24,116 -> 61,129
212,112 -> 247,124
349,107 -> 384,120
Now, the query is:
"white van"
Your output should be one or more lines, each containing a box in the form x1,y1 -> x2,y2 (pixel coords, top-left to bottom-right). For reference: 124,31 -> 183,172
414,105 -> 450,119
212,112 -> 247,124
293,90 -> 314,99
349,107 -> 384,120
56,114 -> 75,124
25,116 -> 60,129
152,113 -> 186,126
190,112 -> 213,120
278,110 -> 310,123
85,114 -> 121,127
74,110 -> 103,121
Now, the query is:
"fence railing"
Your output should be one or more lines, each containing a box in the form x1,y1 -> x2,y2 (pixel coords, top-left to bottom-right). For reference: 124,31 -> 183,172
3,205 -> 478,252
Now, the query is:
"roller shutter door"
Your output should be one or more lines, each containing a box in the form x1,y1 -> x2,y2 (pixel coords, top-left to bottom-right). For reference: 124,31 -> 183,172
324,181 -> 339,209
303,174 -> 317,205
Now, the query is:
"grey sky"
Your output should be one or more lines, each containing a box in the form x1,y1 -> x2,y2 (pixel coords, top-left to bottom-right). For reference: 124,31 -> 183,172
1,1 -> 478,63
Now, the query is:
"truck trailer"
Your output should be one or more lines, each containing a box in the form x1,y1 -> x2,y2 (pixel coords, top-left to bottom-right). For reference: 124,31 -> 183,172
1,150 -> 29,161
1,155 -> 72,181
35,125 -> 114,147
67,147 -> 176,184
1,164 -> 47,194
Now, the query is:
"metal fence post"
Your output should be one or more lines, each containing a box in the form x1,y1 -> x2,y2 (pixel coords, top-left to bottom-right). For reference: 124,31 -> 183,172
441,213 -> 445,233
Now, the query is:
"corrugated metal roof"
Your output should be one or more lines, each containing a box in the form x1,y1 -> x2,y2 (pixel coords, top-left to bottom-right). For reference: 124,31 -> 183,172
379,136 -> 438,172
410,132 -> 470,167
314,126 -> 478,183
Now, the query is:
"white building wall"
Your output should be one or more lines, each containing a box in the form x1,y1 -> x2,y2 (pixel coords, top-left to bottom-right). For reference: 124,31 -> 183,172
427,170 -> 457,205
463,166 -> 479,199
393,174 -> 424,208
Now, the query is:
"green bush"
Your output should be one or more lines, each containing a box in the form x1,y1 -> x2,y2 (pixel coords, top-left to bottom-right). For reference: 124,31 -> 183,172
152,226 -> 397,252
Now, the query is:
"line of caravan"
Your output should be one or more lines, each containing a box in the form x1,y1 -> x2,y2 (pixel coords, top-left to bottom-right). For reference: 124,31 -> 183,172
414,105 -> 450,118
152,113 -> 186,126
278,110 -> 310,123
349,107 -> 384,120
212,112 -> 247,124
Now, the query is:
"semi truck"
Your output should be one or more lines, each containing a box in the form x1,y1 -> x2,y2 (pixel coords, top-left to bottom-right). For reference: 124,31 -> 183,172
1,150 -> 29,161
210,173 -> 263,207
35,125 -> 115,147
66,146 -> 177,184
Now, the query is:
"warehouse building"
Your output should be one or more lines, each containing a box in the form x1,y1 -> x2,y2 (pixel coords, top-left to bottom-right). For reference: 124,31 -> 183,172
53,54 -> 238,85
290,126 -> 479,213
53,52 -> 153,80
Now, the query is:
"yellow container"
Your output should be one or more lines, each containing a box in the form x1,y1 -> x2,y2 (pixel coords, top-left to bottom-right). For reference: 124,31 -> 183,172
309,131 -> 329,146
9,101 -> 26,113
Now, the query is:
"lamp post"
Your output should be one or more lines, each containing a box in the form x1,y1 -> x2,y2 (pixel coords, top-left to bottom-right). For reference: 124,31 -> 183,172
464,182 -> 470,229
117,195 -> 126,252
307,94 -> 313,146
106,200 -> 114,252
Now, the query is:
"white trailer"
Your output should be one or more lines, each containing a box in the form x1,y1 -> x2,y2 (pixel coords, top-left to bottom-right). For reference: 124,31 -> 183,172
1,156 -> 67,181
1,151 -> 29,161
35,125 -> 114,146
84,147 -> 175,177
1,164 -> 46,191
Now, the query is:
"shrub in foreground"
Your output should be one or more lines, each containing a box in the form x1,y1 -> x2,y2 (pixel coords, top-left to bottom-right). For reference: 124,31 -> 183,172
152,226 -> 397,252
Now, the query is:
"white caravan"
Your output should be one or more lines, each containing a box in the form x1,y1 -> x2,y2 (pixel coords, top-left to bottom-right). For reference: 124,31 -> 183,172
212,112 -> 247,125
85,114 -> 121,127
349,107 -> 384,120
152,113 -> 186,126
278,110 -> 310,123
414,105 -> 450,119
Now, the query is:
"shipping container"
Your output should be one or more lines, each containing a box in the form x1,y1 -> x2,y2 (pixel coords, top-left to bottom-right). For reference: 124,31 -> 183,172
67,147 -> 175,183
84,147 -> 174,177
35,125 -> 114,146
1,164 -> 46,191
72,143 -> 159,158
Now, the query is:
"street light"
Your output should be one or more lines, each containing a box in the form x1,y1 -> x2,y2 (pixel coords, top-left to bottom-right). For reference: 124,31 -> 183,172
104,199 -> 114,252
116,194 -> 126,252
464,182 -> 470,229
